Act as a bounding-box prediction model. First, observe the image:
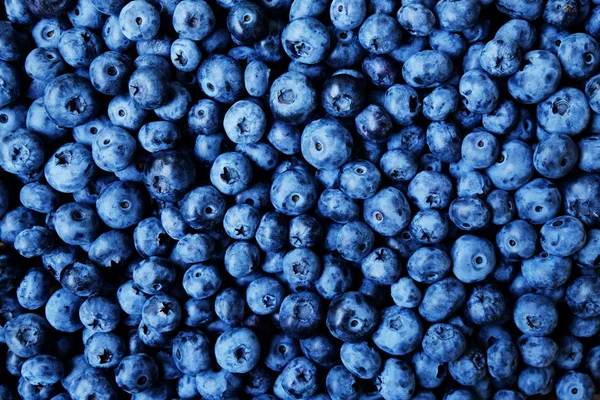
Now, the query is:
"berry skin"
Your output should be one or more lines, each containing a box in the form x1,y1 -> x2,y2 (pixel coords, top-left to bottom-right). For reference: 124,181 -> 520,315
3,1 -> 600,399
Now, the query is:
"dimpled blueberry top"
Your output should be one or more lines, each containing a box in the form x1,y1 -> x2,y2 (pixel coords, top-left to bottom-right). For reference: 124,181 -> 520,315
3,0 -> 600,399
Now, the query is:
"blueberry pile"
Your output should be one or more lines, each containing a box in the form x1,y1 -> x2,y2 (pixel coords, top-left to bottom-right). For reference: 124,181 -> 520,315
2,0 -> 600,398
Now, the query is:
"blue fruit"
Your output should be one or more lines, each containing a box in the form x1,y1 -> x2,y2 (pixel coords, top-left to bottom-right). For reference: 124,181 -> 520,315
215,327 -> 261,373
537,87 -> 591,136
422,323 -> 466,363
487,340 -> 519,379
282,17 -> 330,64
301,118 -> 353,169
449,347 -> 487,386
508,50 -> 562,104
513,294 -> 558,336
451,234 -> 496,283
376,358 -> 416,400
423,85 -> 459,121
279,291 -> 323,338
358,13 -> 402,54
435,0 -> 480,32
540,215 -> 586,256
270,168 -> 317,216
373,306 -> 423,356
269,72 -> 316,124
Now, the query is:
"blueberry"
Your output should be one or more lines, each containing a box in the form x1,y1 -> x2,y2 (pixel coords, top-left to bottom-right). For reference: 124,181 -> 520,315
245,277 -> 284,315
328,0 -> 366,31
321,73 -> 365,118
508,50 -> 562,104
0,64 -> 21,111
544,0 -> 579,27
243,60 -> 270,97
213,288 -> 245,327
383,84 -> 421,125
403,51 -> 453,90
224,100 -> 266,144
566,276 -> 600,318
140,293 -> 181,334
421,85 -> 458,121
198,55 -> 244,104
16,267 -> 51,311
483,100 -> 519,134
358,13 -> 403,54
335,220 -> 374,262
557,33 -> 600,79
357,56 -> 393,91
279,291 -> 323,338
338,341 -> 380,380
60,260 -> 103,298
14,226 -> 54,258
496,0 -> 544,19
315,253 -> 352,300
269,71 -> 316,124
376,358 -> 416,400
215,327 -> 261,373
422,323 -> 466,363
487,340 -> 519,380
95,181 -> 145,229
115,354 -> 159,394
144,151 -> 196,203
44,74 -> 100,128
277,357 -> 318,398
451,234 -> 496,283
459,70 -> 500,114
289,0 -> 328,20
396,3 -> 435,37
196,369 -> 242,399
20,354 -> 63,386
486,140 -> 533,191
336,160 -> 380,200
0,130 -> 43,180
90,127 -> 137,173
288,214 -> 322,248
173,232 -> 215,265
223,240 -> 259,277
537,87 -> 590,137
301,118 -> 353,170
24,48 -> 66,83
107,93 -> 150,131
264,333 -> 300,372
539,215 -> 586,257
270,168 -> 317,216
514,178 -> 562,225
326,364 -> 359,400
210,151 -> 253,195
373,306 -> 423,356
495,219 -> 538,260
517,366 -> 555,396
578,134 -> 600,172
516,335 -> 557,368
326,291 -> 378,343
513,293 -> 558,336
408,171 -> 453,210
58,28 -> 103,69
282,17 -> 331,64
227,1 -> 268,44
449,347 -> 487,386
563,173 -> 600,226
360,247 -> 401,285
556,371 -> 595,400
435,0 -> 480,32
5,313 -> 50,358
84,332 -> 125,369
